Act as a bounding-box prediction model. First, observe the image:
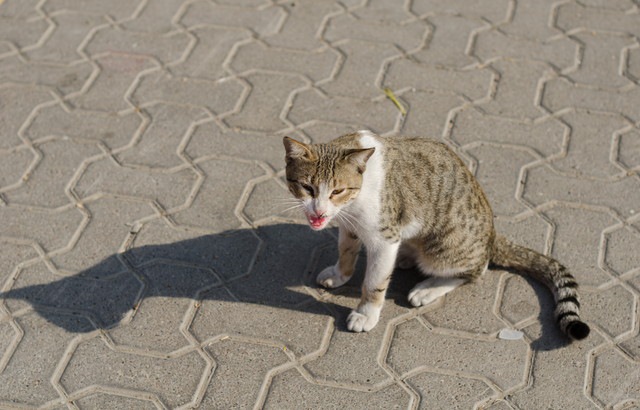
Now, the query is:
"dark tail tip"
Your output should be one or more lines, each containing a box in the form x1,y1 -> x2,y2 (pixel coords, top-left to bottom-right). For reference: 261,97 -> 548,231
567,321 -> 590,340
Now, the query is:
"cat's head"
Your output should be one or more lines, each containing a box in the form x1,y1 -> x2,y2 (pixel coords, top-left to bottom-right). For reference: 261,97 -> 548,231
283,136 -> 375,230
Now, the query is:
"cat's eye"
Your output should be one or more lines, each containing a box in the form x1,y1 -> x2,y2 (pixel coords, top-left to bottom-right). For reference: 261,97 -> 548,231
300,182 -> 315,196
331,188 -> 345,196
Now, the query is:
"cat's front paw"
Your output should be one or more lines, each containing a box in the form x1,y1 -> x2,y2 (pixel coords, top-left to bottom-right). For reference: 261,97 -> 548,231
316,265 -> 350,288
346,306 -> 380,332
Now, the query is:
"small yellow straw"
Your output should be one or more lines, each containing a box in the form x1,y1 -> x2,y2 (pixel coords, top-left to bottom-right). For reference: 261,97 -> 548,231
383,87 -> 406,116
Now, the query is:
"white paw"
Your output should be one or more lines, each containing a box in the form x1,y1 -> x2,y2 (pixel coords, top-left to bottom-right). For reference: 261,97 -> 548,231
408,287 -> 440,307
346,306 -> 380,332
407,277 -> 466,307
316,265 -> 349,288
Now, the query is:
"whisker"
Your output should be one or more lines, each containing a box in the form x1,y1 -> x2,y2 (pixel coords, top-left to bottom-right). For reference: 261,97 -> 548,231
339,210 -> 360,231
279,204 -> 304,215
336,212 -> 357,232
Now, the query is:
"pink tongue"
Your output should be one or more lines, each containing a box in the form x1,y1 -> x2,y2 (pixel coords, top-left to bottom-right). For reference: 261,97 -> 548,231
309,215 -> 326,226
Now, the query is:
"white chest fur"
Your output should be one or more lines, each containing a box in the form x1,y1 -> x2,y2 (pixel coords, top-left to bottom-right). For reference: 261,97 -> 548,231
343,131 -> 386,247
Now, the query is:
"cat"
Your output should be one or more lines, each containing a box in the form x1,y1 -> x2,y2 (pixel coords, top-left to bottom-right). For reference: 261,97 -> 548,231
283,130 -> 590,340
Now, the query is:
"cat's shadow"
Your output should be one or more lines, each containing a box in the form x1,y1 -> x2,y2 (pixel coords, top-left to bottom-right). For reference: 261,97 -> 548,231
0,223 -> 566,350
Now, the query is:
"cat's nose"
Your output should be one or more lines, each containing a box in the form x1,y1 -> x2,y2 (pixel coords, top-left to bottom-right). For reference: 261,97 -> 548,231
314,209 -> 327,218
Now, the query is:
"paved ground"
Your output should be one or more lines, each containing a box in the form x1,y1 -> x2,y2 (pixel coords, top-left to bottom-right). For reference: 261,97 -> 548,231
1,0 -> 639,408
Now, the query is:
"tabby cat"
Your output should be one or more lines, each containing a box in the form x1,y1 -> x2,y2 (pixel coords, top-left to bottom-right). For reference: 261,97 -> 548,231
283,130 -> 590,340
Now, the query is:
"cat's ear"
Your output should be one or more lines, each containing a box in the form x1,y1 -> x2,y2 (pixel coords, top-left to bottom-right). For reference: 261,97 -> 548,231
283,137 -> 314,162
344,147 -> 375,173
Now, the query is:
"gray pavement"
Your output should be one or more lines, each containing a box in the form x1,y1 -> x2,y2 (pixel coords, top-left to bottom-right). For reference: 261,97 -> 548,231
0,0 -> 639,408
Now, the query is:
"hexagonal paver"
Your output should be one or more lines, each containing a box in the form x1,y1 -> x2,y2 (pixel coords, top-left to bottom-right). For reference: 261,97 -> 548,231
73,157 -> 199,211
590,347 -> 640,408
108,261 -> 220,353
0,312 -> 93,406
200,340 -> 290,409
190,286 -> 330,357
125,219 -> 262,282
0,84 -> 55,150
3,261 -> 140,329
4,138 -> 101,208
171,158 -> 264,232
406,372 -> 498,409
617,129 -> 640,170
422,270 -> 506,336
264,369 -> 412,409
60,336 -> 209,408
386,318 -> 529,391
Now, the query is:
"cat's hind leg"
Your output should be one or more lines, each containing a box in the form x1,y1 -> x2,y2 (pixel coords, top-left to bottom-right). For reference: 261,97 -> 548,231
407,264 -> 486,307
408,276 -> 467,307
317,226 -> 361,288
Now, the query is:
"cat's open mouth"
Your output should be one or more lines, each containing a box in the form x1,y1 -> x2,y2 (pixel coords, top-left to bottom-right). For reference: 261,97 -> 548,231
308,215 -> 328,230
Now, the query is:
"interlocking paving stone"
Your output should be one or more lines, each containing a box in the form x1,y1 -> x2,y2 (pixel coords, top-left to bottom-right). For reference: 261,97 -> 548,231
0,312 -> 93,405
230,40 -> 339,83
265,368 -> 412,409
405,372 -> 497,409
68,53 -> 158,113
384,59 -> 494,101
390,90 -> 464,138
201,340 -> 290,409
167,26 -> 250,81
387,318 -> 529,391
186,123 -> 285,169
474,30 -> 578,70
0,55 -> 94,96
0,205 -> 84,253
1,0 -> 639,408
73,157 -> 198,210
170,158 -> 264,232
412,15 -> 483,68
108,262 -> 219,353
411,0 -> 510,24
451,107 -> 567,158
510,321 -> 604,409
617,129 -> 640,170
190,288 -> 330,357
566,32 -> 635,89
225,72 -> 307,133
421,271 -> 506,335
0,144 -> 35,190
114,103 -> 210,169
73,394 -> 159,410
0,84 -> 56,150
550,111 -> 629,178
60,336 -> 208,408
604,225 -> 640,276
467,144 -> 535,217
499,0 -> 561,41
24,104 -> 143,150
42,0 -> 141,22
4,138 -> 101,208
264,1 -> 339,50
590,347 -> 640,408
179,1 -> 284,38
25,11 -> 107,64
132,73 -> 244,115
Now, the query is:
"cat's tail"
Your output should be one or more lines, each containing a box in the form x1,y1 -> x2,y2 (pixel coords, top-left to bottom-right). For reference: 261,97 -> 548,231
490,234 -> 590,341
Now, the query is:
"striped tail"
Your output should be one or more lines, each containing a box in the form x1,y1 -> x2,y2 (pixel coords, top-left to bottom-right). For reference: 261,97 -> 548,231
490,235 -> 590,341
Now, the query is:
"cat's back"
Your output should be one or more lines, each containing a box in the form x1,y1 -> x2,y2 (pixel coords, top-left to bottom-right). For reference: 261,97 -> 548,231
329,132 -> 453,158
381,135 -> 462,163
